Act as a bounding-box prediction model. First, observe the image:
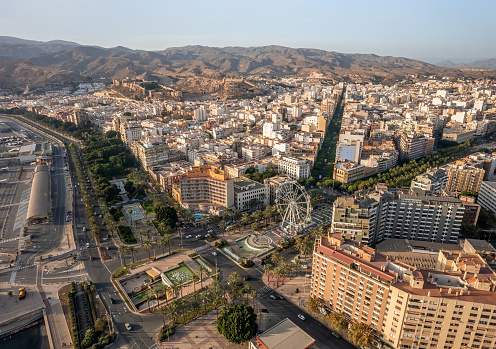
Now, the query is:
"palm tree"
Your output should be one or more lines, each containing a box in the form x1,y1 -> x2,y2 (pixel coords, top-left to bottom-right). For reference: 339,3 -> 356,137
158,221 -> 167,235
264,264 -> 273,283
197,265 -> 208,289
157,237 -> 169,253
200,291 -> 210,313
164,233 -> 173,254
228,271 -> 241,286
263,207 -> 272,226
219,220 -> 226,237
243,284 -> 251,300
145,292 -> 152,313
250,290 -> 257,308
192,273 -> 200,292
164,300 -> 179,326
128,246 -> 136,264
118,245 -> 128,266
142,240 -> 152,259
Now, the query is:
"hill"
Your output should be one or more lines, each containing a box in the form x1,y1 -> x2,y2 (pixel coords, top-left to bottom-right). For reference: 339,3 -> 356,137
1,38 -> 496,93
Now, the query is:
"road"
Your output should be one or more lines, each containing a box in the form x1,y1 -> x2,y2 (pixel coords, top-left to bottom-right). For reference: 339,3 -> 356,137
13,116 -> 357,349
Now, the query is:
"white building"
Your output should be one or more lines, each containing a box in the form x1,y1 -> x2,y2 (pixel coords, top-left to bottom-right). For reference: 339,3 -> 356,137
242,146 -> 264,160
477,181 -> 496,216
278,156 -> 310,180
194,107 -> 208,121
336,140 -> 362,163
263,122 -> 280,139
233,177 -> 267,211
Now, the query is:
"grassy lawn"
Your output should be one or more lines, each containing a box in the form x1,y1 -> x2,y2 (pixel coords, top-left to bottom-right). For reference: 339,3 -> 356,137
141,200 -> 155,213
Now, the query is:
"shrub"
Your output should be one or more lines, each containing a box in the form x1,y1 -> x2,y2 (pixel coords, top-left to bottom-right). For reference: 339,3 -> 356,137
117,225 -> 137,244
157,325 -> 175,342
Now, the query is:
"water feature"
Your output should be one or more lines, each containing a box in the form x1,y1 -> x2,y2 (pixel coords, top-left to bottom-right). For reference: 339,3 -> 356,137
163,263 -> 194,286
130,280 -> 164,304
236,236 -> 269,256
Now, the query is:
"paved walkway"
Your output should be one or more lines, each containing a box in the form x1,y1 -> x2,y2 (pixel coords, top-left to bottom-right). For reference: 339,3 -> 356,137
159,309 -> 246,349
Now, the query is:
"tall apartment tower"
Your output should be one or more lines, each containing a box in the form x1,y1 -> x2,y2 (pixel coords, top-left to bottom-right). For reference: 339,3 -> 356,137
397,132 -> 434,160
311,234 -> 496,349
330,185 -> 465,245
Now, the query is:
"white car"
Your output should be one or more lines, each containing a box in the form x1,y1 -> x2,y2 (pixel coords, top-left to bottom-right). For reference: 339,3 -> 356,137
195,234 -> 202,239
185,235 -> 192,239
212,251 -> 217,256
125,323 -> 132,331
297,314 -> 306,321
82,226 -> 87,232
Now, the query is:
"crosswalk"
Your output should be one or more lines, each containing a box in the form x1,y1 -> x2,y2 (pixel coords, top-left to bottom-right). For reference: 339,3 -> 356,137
0,236 -> 20,244
256,285 -> 273,299
194,244 -> 211,252
13,188 -> 31,231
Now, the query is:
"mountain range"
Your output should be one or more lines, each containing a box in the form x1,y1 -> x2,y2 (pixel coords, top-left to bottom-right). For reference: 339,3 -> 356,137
435,58 -> 496,69
0,37 -> 495,92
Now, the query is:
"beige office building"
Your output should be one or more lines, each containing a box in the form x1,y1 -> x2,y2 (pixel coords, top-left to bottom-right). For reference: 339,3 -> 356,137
312,234 -> 496,349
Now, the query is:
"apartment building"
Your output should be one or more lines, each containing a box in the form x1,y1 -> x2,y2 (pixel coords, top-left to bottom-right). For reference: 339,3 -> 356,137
336,140 -> 362,163
312,234 -> 496,349
331,185 -> 466,245
330,196 -> 380,245
277,156 -> 310,180
333,161 -> 365,184
241,145 -> 265,160
442,128 -> 475,143
477,181 -> 496,216
151,161 -> 192,193
172,165 -> 234,213
233,177 -> 267,211
264,175 -> 291,205
130,137 -> 169,169
397,133 -> 434,160
443,163 -> 485,193
120,122 -> 142,146
410,168 -> 448,195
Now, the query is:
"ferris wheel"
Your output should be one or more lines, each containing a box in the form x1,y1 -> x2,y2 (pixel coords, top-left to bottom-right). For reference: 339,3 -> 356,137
275,180 -> 311,235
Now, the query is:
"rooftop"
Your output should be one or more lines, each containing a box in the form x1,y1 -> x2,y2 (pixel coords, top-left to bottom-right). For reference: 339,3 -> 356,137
255,318 -> 315,349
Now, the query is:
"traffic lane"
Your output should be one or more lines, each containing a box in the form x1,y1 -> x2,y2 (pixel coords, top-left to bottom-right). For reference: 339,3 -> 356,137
259,297 -> 356,349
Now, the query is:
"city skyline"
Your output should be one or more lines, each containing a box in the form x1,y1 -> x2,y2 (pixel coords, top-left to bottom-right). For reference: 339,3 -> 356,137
1,0 -> 495,63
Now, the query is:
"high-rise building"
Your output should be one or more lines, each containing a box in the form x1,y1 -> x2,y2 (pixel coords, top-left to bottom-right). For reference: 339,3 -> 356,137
397,132 -> 434,160
172,166 -> 234,213
477,181 -> 496,216
443,163 -> 485,193
312,234 -> 496,349
330,185 -> 466,245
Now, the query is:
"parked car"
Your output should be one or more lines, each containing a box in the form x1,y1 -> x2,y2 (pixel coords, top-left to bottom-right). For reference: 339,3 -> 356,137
269,294 -> 277,300
195,234 -> 202,239
297,314 -> 306,321
211,251 -> 217,256
244,276 -> 250,281
186,235 -> 192,239
110,297 -> 116,304
332,332 -> 340,339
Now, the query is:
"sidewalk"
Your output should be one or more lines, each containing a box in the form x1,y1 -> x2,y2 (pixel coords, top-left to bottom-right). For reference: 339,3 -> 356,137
159,309 -> 246,349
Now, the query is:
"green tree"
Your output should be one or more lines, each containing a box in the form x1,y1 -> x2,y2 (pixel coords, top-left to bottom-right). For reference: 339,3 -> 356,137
326,312 -> 348,331
216,304 -> 258,344
306,295 -> 323,314
348,322 -> 373,348
142,240 -> 152,258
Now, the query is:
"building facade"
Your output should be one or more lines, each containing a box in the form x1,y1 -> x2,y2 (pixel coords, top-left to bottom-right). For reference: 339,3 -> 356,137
233,178 -> 267,211
477,181 -> 496,216
278,156 -> 310,180
312,234 -> 496,349
172,166 -> 234,213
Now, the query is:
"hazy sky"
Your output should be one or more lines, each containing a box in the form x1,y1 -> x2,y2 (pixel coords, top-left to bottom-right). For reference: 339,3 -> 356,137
1,0 -> 495,62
